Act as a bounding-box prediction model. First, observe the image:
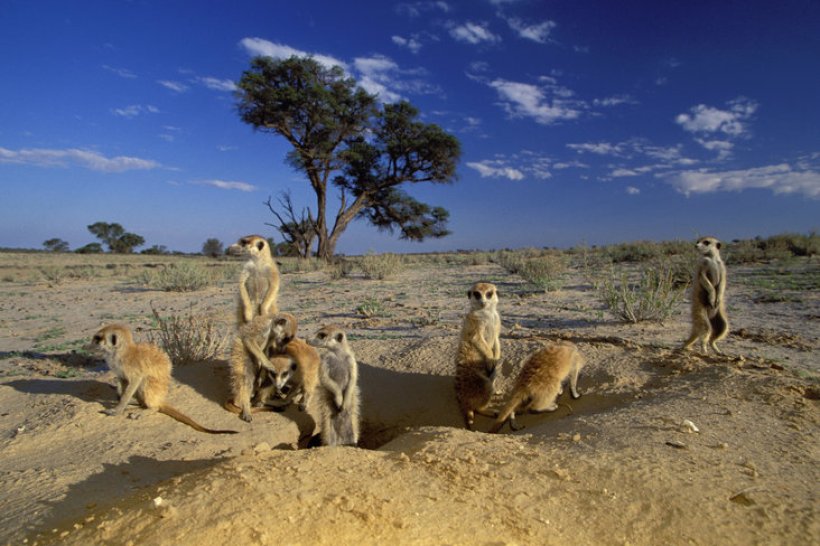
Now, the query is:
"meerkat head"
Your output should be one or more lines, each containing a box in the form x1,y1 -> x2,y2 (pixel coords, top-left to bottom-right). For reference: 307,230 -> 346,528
308,325 -> 346,351
696,236 -> 721,257
268,312 -> 298,347
263,355 -> 298,398
468,282 -> 498,310
88,324 -> 134,356
227,234 -> 270,259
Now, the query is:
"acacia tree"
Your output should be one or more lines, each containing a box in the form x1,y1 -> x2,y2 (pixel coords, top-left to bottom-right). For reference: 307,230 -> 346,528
236,56 -> 461,259
87,222 -> 145,253
43,238 -> 69,252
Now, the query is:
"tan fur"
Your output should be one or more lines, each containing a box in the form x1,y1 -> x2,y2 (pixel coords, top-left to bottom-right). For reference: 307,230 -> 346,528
454,282 -> 502,430
256,337 -> 320,414
490,342 -> 584,434
89,324 -> 236,434
682,236 -> 729,354
228,312 -> 298,422
228,234 -> 280,324
308,325 -> 360,447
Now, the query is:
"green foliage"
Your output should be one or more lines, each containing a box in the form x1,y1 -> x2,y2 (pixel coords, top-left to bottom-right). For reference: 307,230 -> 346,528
140,262 -> 215,292
43,238 -> 69,252
87,222 -> 145,253
596,264 -> 685,323
75,242 -> 103,254
148,306 -> 226,366
236,56 -> 461,258
356,297 -> 385,318
141,245 -> 170,255
201,238 -> 224,258
359,252 -> 405,279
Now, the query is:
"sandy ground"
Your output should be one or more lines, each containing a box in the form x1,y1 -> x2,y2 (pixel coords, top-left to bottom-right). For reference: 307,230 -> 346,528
0,254 -> 818,545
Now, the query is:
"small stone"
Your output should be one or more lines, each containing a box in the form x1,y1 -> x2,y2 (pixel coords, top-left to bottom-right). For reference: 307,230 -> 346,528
666,440 -> 687,449
572,433 -> 581,442
253,442 -> 271,453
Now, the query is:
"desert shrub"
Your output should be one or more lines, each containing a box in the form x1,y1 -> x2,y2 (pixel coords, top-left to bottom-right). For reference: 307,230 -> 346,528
516,255 -> 568,292
764,232 -> 819,257
596,264 -> 685,323
360,252 -> 404,280
356,297 -> 385,318
141,262 -> 214,292
39,266 -> 68,284
326,258 -> 355,280
148,307 -> 227,366
278,257 -> 323,274
604,241 -> 662,263
726,240 -> 764,264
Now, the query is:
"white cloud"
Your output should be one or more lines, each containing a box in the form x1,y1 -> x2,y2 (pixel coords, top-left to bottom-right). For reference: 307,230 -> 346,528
466,160 -> 525,180
663,163 -> 820,198
102,65 -> 137,79
353,54 -> 440,102
567,142 -> 626,156
626,186 -> 641,195
489,78 -> 583,125
195,179 -> 257,192
396,2 -> 450,17
111,104 -> 159,118
0,147 -> 161,172
199,76 -> 237,92
158,80 -> 189,93
504,17 -> 556,44
239,37 -> 348,71
676,97 -> 758,137
593,95 -> 635,107
392,35 -> 423,54
450,22 -> 500,45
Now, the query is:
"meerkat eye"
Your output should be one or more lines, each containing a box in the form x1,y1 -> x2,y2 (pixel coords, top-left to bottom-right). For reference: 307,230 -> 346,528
93,335 -> 102,343
472,291 -> 481,300
317,332 -> 327,340
256,241 -> 265,250
486,291 -> 494,299
336,333 -> 344,343
110,334 -> 118,345
703,240 -> 711,246
290,362 -> 298,371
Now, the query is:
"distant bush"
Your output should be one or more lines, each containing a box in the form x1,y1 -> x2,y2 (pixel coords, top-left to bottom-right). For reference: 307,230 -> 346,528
516,255 -> 568,291
356,297 -> 386,318
140,262 -> 214,292
360,253 -> 404,280
149,306 -> 226,366
596,264 -> 685,323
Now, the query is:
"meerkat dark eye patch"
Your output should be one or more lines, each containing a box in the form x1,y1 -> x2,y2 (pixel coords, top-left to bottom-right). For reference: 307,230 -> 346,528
472,291 -> 482,299
275,318 -> 287,326
336,333 -> 344,343
290,362 -> 298,371
256,241 -> 265,250
318,332 -> 327,339
486,291 -> 494,299
93,335 -> 102,343
111,334 -> 118,345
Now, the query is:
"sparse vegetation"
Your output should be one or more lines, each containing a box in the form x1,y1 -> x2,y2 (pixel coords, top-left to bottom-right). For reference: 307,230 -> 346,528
359,253 -> 405,280
139,262 -> 215,292
495,249 -> 568,291
148,306 -> 226,366
596,264 -> 685,323
356,297 -> 386,318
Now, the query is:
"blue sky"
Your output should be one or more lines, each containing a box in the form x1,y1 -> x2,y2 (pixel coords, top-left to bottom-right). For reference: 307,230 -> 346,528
1,0 -> 819,254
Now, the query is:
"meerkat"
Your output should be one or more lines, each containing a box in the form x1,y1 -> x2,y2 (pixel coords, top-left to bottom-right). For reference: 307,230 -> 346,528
682,236 -> 729,354
308,325 -> 361,447
489,342 -> 584,434
226,312 -> 297,422
89,324 -> 237,434
454,282 -> 502,430
254,337 -> 320,413
228,234 -> 280,325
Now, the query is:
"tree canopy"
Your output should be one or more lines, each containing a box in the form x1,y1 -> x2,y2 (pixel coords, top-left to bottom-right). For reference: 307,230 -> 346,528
87,222 -> 145,253
236,55 -> 461,259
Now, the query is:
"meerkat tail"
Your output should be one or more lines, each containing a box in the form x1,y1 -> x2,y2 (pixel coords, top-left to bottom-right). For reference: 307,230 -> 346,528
488,392 -> 528,434
160,405 -> 238,434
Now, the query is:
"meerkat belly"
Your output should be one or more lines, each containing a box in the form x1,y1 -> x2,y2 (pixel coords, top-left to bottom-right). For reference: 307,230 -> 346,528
327,364 -> 351,389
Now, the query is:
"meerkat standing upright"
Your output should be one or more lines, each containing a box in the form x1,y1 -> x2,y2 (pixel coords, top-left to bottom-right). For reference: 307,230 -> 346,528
89,324 -> 236,434
226,312 -> 297,422
308,325 -> 360,447
682,236 -> 729,354
454,282 -> 502,430
489,342 -> 584,434
229,235 -> 280,324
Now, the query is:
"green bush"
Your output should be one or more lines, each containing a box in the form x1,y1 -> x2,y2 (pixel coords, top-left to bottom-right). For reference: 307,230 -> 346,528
140,262 -> 214,292
148,307 -> 226,366
596,264 -> 685,323
360,252 -> 404,280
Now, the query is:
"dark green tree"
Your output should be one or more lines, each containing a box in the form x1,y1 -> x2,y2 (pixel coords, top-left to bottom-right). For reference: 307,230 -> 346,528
142,244 -> 170,255
75,242 -> 103,254
87,222 -> 145,253
236,56 -> 461,259
43,238 -> 69,252
202,238 -> 224,258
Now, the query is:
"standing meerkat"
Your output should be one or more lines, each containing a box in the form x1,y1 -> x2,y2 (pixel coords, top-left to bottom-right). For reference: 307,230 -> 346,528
89,324 -> 237,434
226,312 -> 297,422
489,342 -> 584,434
228,234 -> 280,325
682,236 -> 729,354
308,325 -> 360,447
454,282 -> 502,430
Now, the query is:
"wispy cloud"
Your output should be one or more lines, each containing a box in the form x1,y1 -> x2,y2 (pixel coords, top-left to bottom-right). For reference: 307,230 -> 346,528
626,186 -> 641,195
395,2 -> 450,18
450,22 -> 500,45
239,37 -> 348,71
466,152 -> 552,181
675,97 -> 758,159
392,35 -> 423,54
102,65 -> 137,79
488,78 -> 583,125
158,80 -> 189,93
593,95 -> 635,107
195,179 -> 257,192
353,54 -> 440,102
199,76 -> 236,92
0,147 -> 161,172
111,104 -> 159,118
503,17 -> 556,44
662,163 -> 820,198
